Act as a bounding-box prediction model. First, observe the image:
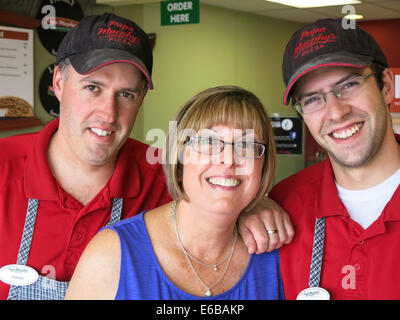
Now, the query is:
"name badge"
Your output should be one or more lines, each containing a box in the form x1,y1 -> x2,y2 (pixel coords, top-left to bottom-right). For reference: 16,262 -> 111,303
0,264 -> 39,286
296,287 -> 330,300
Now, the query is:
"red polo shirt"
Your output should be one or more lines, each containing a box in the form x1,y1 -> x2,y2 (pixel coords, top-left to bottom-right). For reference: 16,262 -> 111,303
270,158 -> 400,300
0,119 -> 172,300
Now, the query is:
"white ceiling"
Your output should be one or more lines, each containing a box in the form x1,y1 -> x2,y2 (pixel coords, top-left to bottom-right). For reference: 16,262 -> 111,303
96,0 -> 400,23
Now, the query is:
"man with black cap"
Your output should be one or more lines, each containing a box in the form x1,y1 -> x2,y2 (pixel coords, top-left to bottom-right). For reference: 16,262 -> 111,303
0,13 -> 292,300
268,18 -> 400,299
0,13 -> 169,300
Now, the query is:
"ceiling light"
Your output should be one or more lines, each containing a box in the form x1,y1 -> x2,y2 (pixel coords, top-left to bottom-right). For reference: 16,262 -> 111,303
344,14 -> 364,19
265,0 -> 362,8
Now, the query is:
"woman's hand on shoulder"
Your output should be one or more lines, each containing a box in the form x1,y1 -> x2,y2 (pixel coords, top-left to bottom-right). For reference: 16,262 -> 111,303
238,196 -> 294,254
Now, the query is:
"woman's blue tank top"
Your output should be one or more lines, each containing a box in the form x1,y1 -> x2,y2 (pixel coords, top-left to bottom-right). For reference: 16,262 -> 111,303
106,212 -> 284,300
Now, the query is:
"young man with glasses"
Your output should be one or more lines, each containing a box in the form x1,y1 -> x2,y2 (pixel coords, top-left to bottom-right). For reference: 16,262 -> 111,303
243,18 -> 400,299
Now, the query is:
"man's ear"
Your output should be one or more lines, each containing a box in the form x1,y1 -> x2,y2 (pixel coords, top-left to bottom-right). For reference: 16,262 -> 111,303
52,65 -> 64,102
381,68 -> 395,106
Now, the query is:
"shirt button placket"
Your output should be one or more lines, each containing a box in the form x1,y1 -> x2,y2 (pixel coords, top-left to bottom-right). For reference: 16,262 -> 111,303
346,240 -> 368,299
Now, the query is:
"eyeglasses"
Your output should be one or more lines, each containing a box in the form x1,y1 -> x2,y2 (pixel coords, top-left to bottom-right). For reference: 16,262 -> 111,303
292,72 -> 377,115
188,136 -> 266,159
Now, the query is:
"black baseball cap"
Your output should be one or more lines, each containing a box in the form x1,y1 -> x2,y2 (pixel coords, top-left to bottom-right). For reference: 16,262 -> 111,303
282,18 -> 388,105
56,13 -> 153,89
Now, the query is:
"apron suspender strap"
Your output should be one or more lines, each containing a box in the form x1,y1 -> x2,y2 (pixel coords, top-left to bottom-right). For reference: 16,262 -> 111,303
7,199 -> 39,300
16,199 -> 39,265
7,197 -> 123,300
15,198 -> 122,265
308,217 -> 326,288
107,198 -> 123,226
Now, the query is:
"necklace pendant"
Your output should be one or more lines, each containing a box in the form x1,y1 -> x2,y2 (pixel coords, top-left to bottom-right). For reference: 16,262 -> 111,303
205,289 -> 212,297
213,265 -> 218,272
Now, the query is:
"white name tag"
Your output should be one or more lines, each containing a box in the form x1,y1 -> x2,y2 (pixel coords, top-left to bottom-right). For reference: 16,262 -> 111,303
0,264 -> 39,286
297,287 -> 330,300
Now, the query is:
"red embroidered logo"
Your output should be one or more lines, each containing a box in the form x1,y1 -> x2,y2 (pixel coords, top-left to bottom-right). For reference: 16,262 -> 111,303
97,20 -> 140,46
293,27 -> 336,58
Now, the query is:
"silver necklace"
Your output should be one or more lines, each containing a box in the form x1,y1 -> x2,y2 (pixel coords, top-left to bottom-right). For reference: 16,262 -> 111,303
172,201 -> 236,272
171,201 -> 238,297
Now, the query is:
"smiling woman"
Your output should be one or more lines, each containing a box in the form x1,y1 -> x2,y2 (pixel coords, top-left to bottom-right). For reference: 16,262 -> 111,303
65,85 -> 283,300
164,86 -> 276,212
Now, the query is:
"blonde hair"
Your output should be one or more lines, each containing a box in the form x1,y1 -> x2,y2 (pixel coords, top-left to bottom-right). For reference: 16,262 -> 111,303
163,85 -> 276,212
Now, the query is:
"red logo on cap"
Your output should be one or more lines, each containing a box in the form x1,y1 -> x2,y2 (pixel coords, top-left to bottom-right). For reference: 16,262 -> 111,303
293,27 -> 336,58
97,20 -> 140,46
